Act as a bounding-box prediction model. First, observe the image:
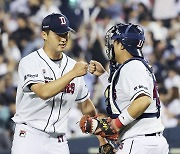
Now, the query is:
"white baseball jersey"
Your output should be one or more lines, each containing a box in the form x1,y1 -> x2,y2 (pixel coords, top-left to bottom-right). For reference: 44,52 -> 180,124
110,60 -> 164,141
12,48 -> 90,134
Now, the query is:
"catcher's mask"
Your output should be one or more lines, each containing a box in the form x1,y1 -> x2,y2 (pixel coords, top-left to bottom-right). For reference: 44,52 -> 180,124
105,23 -> 145,60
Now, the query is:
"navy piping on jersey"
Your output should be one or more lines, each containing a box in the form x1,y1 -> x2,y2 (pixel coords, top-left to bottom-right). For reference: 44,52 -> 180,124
22,80 -> 44,89
75,91 -> 89,101
52,94 -> 64,129
52,55 -> 68,128
130,90 -> 151,102
129,140 -> 134,154
50,58 -> 62,62
36,51 -> 57,132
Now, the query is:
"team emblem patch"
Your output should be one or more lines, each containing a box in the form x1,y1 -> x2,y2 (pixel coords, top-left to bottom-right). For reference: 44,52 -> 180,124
19,130 -> 26,137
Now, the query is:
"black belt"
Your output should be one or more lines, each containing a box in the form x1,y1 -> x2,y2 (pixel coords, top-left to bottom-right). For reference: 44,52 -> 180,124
145,132 -> 161,136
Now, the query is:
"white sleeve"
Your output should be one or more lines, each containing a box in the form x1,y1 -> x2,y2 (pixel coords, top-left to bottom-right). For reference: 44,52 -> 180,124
99,71 -> 109,92
19,58 -> 45,92
121,61 -> 152,102
75,76 -> 90,103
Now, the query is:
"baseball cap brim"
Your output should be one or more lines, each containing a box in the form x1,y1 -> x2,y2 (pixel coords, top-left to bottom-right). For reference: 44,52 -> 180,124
51,26 -> 75,34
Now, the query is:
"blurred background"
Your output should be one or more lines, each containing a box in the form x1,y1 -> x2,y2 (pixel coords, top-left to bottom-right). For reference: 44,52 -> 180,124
0,0 -> 180,154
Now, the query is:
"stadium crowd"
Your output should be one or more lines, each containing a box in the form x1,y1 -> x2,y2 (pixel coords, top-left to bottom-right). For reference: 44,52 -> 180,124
0,0 -> 180,151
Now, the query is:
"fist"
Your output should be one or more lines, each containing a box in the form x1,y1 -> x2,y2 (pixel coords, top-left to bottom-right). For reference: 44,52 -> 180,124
89,60 -> 105,76
72,61 -> 88,77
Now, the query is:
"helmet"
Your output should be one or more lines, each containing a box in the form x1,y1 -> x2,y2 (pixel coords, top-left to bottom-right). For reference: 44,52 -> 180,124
105,23 -> 145,60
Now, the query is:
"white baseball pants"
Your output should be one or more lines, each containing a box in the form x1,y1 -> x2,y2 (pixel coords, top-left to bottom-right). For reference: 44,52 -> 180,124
117,133 -> 169,154
11,124 -> 70,154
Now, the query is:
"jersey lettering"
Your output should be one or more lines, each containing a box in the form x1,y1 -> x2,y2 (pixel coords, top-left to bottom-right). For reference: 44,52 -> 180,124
134,85 -> 148,91
44,76 -> 53,81
59,17 -> 66,25
24,74 -> 38,80
44,79 -> 75,94
62,83 -> 75,94
44,76 -> 53,83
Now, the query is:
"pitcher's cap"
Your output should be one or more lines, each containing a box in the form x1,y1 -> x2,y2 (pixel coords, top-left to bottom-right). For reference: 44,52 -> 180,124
42,13 -> 75,34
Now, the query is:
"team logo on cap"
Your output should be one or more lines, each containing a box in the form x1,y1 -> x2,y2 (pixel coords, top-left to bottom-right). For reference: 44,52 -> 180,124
59,17 -> 66,25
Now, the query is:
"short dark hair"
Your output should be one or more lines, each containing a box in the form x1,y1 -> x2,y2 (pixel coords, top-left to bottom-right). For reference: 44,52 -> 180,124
43,30 -> 50,35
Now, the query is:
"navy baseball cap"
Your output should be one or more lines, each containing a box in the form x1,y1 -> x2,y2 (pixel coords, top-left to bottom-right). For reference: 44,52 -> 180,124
42,13 -> 75,34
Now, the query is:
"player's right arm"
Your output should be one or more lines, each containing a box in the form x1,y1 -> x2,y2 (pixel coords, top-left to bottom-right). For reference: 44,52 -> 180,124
30,61 -> 88,100
89,60 -> 109,90
89,60 -> 106,76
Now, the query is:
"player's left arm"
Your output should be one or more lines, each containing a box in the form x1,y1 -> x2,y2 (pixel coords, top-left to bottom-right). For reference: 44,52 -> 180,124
78,99 -> 112,150
128,94 -> 151,119
113,94 -> 151,132
78,98 -> 96,117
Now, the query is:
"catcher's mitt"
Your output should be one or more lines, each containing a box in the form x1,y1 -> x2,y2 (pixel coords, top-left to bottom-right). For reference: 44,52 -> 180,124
79,115 -> 118,141
98,143 -> 115,154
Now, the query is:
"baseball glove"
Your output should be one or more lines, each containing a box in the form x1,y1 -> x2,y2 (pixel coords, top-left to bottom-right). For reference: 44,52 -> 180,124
98,143 -> 115,154
79,115 -> 118,141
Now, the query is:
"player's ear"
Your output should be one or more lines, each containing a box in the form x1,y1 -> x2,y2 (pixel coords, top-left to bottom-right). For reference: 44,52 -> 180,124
114,41 -> 124,51
120,43 -> 125,50
41,31 -> 48,40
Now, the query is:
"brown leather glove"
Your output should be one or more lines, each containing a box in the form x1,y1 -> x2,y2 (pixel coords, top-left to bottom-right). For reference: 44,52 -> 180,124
79,115 -> 118,141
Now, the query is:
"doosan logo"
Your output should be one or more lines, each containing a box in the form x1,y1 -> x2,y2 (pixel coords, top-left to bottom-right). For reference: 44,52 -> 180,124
24,74 -> 38,80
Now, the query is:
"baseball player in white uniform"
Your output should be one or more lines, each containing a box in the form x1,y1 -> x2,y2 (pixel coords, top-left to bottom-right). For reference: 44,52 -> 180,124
11,13 -> 96,154
87,23 -> 169,153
